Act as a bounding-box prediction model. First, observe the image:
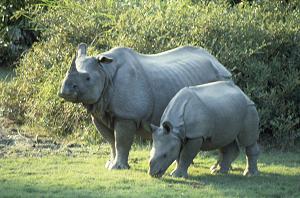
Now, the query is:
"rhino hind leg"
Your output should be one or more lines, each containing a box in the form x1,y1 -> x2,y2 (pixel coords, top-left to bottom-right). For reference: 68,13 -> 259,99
239,105 -> 260,176
108,119 -> 136,170
243,142 -> 260,176
211,140 -> 240,174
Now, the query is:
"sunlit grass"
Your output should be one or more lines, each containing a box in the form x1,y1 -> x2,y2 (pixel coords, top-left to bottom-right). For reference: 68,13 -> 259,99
0,145 -> 299,197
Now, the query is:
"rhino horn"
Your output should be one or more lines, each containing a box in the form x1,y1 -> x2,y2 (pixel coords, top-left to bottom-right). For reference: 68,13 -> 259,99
77,43 -> 87,57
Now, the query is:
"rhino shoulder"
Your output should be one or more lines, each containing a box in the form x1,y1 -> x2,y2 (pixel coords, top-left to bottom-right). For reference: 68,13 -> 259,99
161,87 -> 192,124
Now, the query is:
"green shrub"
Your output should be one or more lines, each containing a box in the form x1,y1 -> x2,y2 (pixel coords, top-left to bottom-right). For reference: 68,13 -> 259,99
0,0 -> 43,66
0,0 -> 299,149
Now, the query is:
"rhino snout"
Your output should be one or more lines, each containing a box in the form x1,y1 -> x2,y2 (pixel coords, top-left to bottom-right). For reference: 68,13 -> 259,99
59,84 -> 79,102
148,159 -> 165,178
148,168 -> 164,178
58,91 -> 78,101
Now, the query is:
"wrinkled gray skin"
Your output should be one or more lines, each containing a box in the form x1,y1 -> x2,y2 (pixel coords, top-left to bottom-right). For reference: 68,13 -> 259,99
148,81 -> 260,178
59,43 -> 232,170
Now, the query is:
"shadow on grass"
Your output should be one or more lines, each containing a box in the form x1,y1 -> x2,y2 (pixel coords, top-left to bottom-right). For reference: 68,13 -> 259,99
196,150 -> 300,169
0,180 -> 106,197
1,169 -> 299,197
160,171 -> 300,197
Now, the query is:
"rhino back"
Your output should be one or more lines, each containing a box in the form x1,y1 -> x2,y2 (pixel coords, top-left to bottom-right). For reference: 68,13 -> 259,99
139,46 -> 231,79
182,81 -> 249,149
138,46 -> 231,124
102,46 -> 231,125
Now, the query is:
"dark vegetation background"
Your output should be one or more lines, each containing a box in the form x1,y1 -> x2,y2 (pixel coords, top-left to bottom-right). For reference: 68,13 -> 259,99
0,0 -> 299,150
0,0 -> 40,66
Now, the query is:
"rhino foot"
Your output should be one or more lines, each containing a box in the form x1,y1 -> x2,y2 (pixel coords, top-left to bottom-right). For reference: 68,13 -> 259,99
210,164 -> 219,172
210,163 -> 233,174
108,161 -> 130,170
210,167 -> 229,175
170,169 -> 188,178
243,169 -> 259,176
105,160 -> 113,169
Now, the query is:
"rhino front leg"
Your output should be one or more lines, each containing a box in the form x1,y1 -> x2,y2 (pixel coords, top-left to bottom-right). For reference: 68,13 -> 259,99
92,117 -> 116,169
171,138 -> 203,178
109,119 -> 136,170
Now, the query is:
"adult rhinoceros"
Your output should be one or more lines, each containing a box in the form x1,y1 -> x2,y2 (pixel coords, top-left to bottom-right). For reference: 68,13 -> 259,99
59,43 -> 232,170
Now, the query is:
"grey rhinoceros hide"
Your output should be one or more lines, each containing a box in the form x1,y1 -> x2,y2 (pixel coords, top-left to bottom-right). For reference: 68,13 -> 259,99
149,81 -> 260,178
59,44 -> 232,170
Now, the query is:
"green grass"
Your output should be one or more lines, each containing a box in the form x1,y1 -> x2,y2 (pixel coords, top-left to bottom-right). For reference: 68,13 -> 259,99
0,145 -> 299,198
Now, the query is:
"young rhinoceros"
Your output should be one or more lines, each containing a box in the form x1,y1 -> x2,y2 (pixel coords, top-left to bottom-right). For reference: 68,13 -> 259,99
147,81 -> 260,178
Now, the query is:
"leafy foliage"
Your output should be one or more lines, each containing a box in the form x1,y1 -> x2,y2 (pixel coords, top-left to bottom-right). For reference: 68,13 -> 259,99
0,0 -> 42,66
0,0 -> 299,149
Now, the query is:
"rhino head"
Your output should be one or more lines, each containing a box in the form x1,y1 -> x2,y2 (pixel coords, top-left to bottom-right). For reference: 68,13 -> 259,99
147,121 -> 181,178
59,43 -> 113,105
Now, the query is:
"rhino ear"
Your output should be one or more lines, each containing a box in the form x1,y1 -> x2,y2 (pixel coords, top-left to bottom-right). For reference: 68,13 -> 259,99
150,124 -> 159,133
97,55 -> 113,64
77,43 -> 87,57
142,122 -> 157,134
162,121 -> 173,134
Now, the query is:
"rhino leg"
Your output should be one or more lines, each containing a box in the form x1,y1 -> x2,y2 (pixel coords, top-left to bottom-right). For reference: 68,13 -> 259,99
243,142 -> 260,176
171,138 -> 203,178
211,140 -> 240,174
109,119 -> 136,170
92,117 -> 116,168
209,155 -> 221,172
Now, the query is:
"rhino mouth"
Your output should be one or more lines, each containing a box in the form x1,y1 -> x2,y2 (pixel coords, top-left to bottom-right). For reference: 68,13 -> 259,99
151,169 -> 166,178
58,92 -> 80,103
65,96 -> 80,103
149,165 -> 169,178
150,170 -> 165,178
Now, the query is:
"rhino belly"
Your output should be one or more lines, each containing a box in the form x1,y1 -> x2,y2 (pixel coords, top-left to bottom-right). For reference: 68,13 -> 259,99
200,131 -> 240,151
198,114 -> 244,150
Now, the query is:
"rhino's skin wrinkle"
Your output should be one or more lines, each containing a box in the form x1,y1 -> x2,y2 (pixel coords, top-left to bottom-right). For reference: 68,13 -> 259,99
149,81 -> 260,178
59,44 -> 232,170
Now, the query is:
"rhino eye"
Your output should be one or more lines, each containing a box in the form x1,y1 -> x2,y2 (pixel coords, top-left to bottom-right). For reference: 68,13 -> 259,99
163,154 -> 167,158
86,77 -> 90,81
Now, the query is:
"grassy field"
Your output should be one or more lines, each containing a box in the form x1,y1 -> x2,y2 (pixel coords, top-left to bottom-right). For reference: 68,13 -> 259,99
0,144 -> 299,198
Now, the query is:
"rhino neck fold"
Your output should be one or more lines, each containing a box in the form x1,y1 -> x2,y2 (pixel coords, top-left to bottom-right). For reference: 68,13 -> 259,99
84,65 -> 114,127
171,130 -> 186,145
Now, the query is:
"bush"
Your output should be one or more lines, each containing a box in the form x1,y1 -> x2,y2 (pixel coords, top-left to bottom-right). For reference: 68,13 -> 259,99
0,0 -> 42,66
0,0 -> 299,149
